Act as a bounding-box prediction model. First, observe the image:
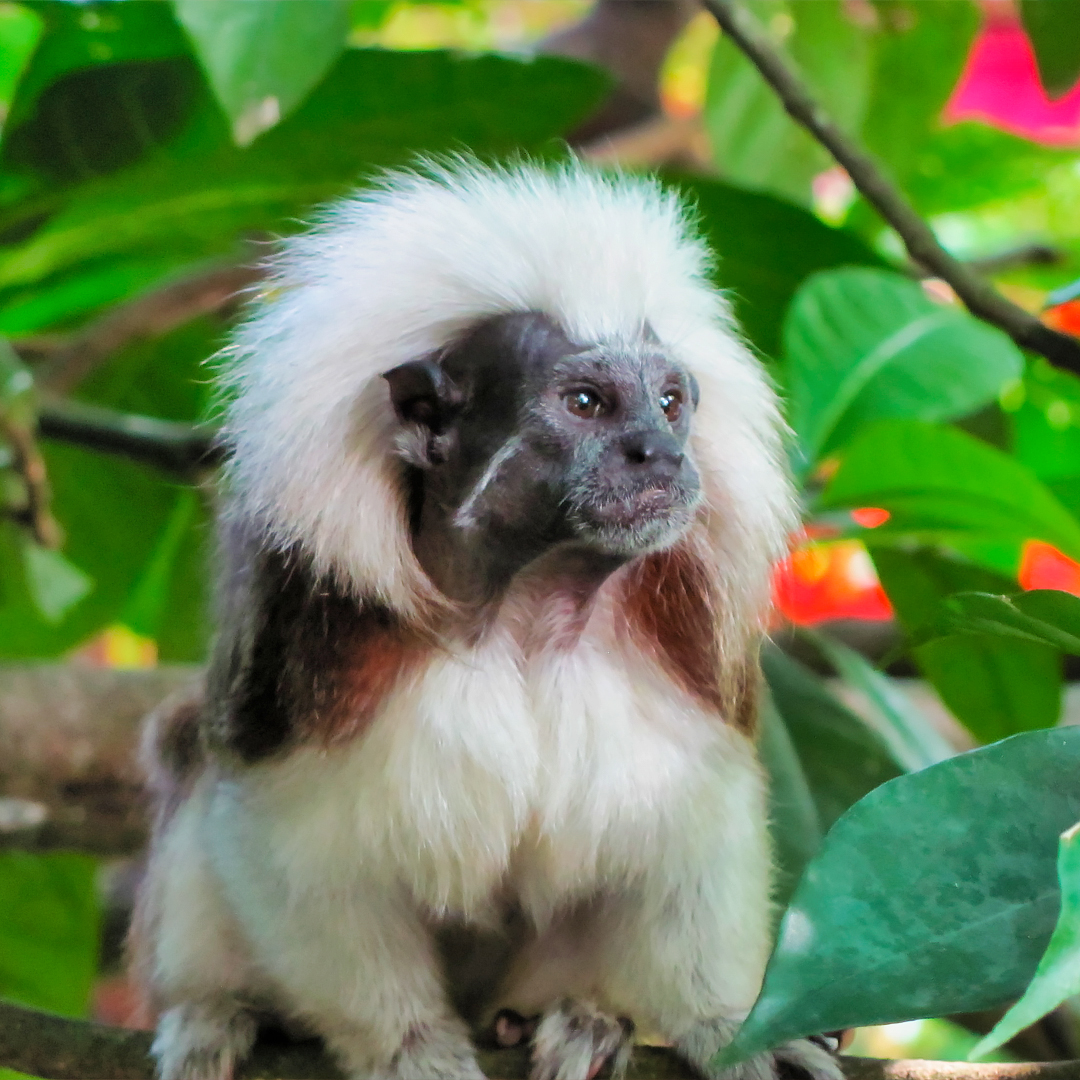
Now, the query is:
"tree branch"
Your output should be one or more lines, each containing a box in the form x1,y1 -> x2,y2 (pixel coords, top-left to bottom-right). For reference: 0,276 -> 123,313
698,0 -> 1080,376
31,261 -> 265,395
0,409 -> 62,548
0,665 -> 197,856
4,1001 -> 1080,1080
36,398 -> 222,478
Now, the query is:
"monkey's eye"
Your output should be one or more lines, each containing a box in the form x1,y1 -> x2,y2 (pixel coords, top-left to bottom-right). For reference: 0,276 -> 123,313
660,390 -> 684,423
565,390 -> 604,419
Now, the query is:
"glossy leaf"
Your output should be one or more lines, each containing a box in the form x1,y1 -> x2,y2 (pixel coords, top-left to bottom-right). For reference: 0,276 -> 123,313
0,852 -> 99,1016
1020,0 -> 1080,98
873,549 -> 1062,744
720,727 -> 1080,1063
820,420 -> 1080,562
675,176 -> 883,359
971,821 -> 1080,1059
807,630 -> 954,772
945,590 -> 1080,654
761,645 -> 902,833
173,0 -> 350,145
785,268 -> 1022,467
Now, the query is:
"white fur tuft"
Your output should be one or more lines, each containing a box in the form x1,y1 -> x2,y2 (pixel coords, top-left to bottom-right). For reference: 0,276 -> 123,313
219,158 -> 795,626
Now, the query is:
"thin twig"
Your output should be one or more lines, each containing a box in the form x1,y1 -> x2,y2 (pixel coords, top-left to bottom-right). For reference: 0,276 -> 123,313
699,0 -> 1080,375
36,398 -> 222,478
0,411 -> 61,547
33,261 -> 266,395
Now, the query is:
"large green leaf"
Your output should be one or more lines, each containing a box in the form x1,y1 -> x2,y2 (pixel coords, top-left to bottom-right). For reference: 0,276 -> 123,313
761,645 -> 902,833
0,852 -> 99,1016
674,176 -> 883,359
785,268 -> 1022,467
720,727 -> 1080,1063
873,548 -> 1062,744
1020,0 -> 1080,98
705,0 -> 871,206
172,0 -> 350,145
820,420 -> 1080,561
970,821 -> 1080,1059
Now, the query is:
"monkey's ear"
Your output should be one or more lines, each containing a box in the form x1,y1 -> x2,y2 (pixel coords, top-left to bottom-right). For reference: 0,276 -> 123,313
382,358 -> 465,432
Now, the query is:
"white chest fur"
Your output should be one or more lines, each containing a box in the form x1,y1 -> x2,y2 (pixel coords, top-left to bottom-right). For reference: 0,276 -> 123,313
210,621 -> 734,924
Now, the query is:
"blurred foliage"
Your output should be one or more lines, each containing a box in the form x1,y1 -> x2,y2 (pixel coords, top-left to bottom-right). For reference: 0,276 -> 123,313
2,0 -> 1080,1066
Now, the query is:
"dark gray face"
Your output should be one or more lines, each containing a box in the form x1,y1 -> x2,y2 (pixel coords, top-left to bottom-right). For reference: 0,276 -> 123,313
383,312 -> 702,599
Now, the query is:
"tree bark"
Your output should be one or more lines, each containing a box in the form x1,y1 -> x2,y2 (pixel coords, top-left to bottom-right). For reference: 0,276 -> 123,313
4,1000 -> 1080,1080
0,665 -> 197,855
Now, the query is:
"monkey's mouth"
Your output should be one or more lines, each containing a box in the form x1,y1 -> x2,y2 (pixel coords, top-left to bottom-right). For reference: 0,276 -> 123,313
590,486 -> 685,526
571,483 -> 700,552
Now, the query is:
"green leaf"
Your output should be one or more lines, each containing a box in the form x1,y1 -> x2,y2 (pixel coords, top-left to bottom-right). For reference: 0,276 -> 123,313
915,634 -> 1061,744
1020,0 -> 1080,98
806,630 -> 954,771
757,686 -> 824,906
970,821 -> 1080,1059
0,49 -> 609,298
121,486 -> 198,638
21,540 -> 91,623
873,548 -> 1062,744
819,420 -> 1080,562
704,0 -> 872,205
945,590 -> 1080,654
0,3 -> 44,119
1009,361 -> 1080,486
674,176 -> 883,359
172,0 -> 350,145
761,645 -> 902,833
785,268 -> 1023,467
2,2 -> 194,184
719,727 -> 1080,1063
0,851 -> 99,1016
859,1 -> 978,195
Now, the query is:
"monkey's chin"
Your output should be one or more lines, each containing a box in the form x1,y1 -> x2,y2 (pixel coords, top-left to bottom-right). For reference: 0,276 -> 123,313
571,490 -> 699,556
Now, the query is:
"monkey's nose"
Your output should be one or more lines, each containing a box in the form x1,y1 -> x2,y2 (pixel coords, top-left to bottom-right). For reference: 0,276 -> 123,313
620,431 -> 684,473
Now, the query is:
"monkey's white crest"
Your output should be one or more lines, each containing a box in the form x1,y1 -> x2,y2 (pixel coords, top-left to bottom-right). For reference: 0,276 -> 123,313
220,158 -> 795,634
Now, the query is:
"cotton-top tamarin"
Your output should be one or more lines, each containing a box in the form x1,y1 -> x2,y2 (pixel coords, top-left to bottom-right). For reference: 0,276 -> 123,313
132,160 -> 841,1080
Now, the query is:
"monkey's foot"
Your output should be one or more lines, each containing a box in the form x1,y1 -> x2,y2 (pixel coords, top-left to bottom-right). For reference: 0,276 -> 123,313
531,998 -> 634,1080
676,1019 -> 844,1080
361,1019 -> 485,1080
151,1000 -> 257,1080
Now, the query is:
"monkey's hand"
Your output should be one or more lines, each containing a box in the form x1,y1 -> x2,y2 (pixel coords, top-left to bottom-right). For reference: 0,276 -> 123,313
676,1019 -> 844,1080
530,999 -> 634,1080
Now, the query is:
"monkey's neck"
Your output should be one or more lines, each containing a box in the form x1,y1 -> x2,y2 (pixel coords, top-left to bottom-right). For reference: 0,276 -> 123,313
411,513 -> 626,639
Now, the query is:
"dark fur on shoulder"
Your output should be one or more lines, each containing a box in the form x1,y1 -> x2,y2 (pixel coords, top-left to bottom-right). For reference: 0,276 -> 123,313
203,524 -> 427,762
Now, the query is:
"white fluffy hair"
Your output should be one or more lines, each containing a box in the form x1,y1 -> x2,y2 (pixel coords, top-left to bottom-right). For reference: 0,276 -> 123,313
220,158 -> 795,635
